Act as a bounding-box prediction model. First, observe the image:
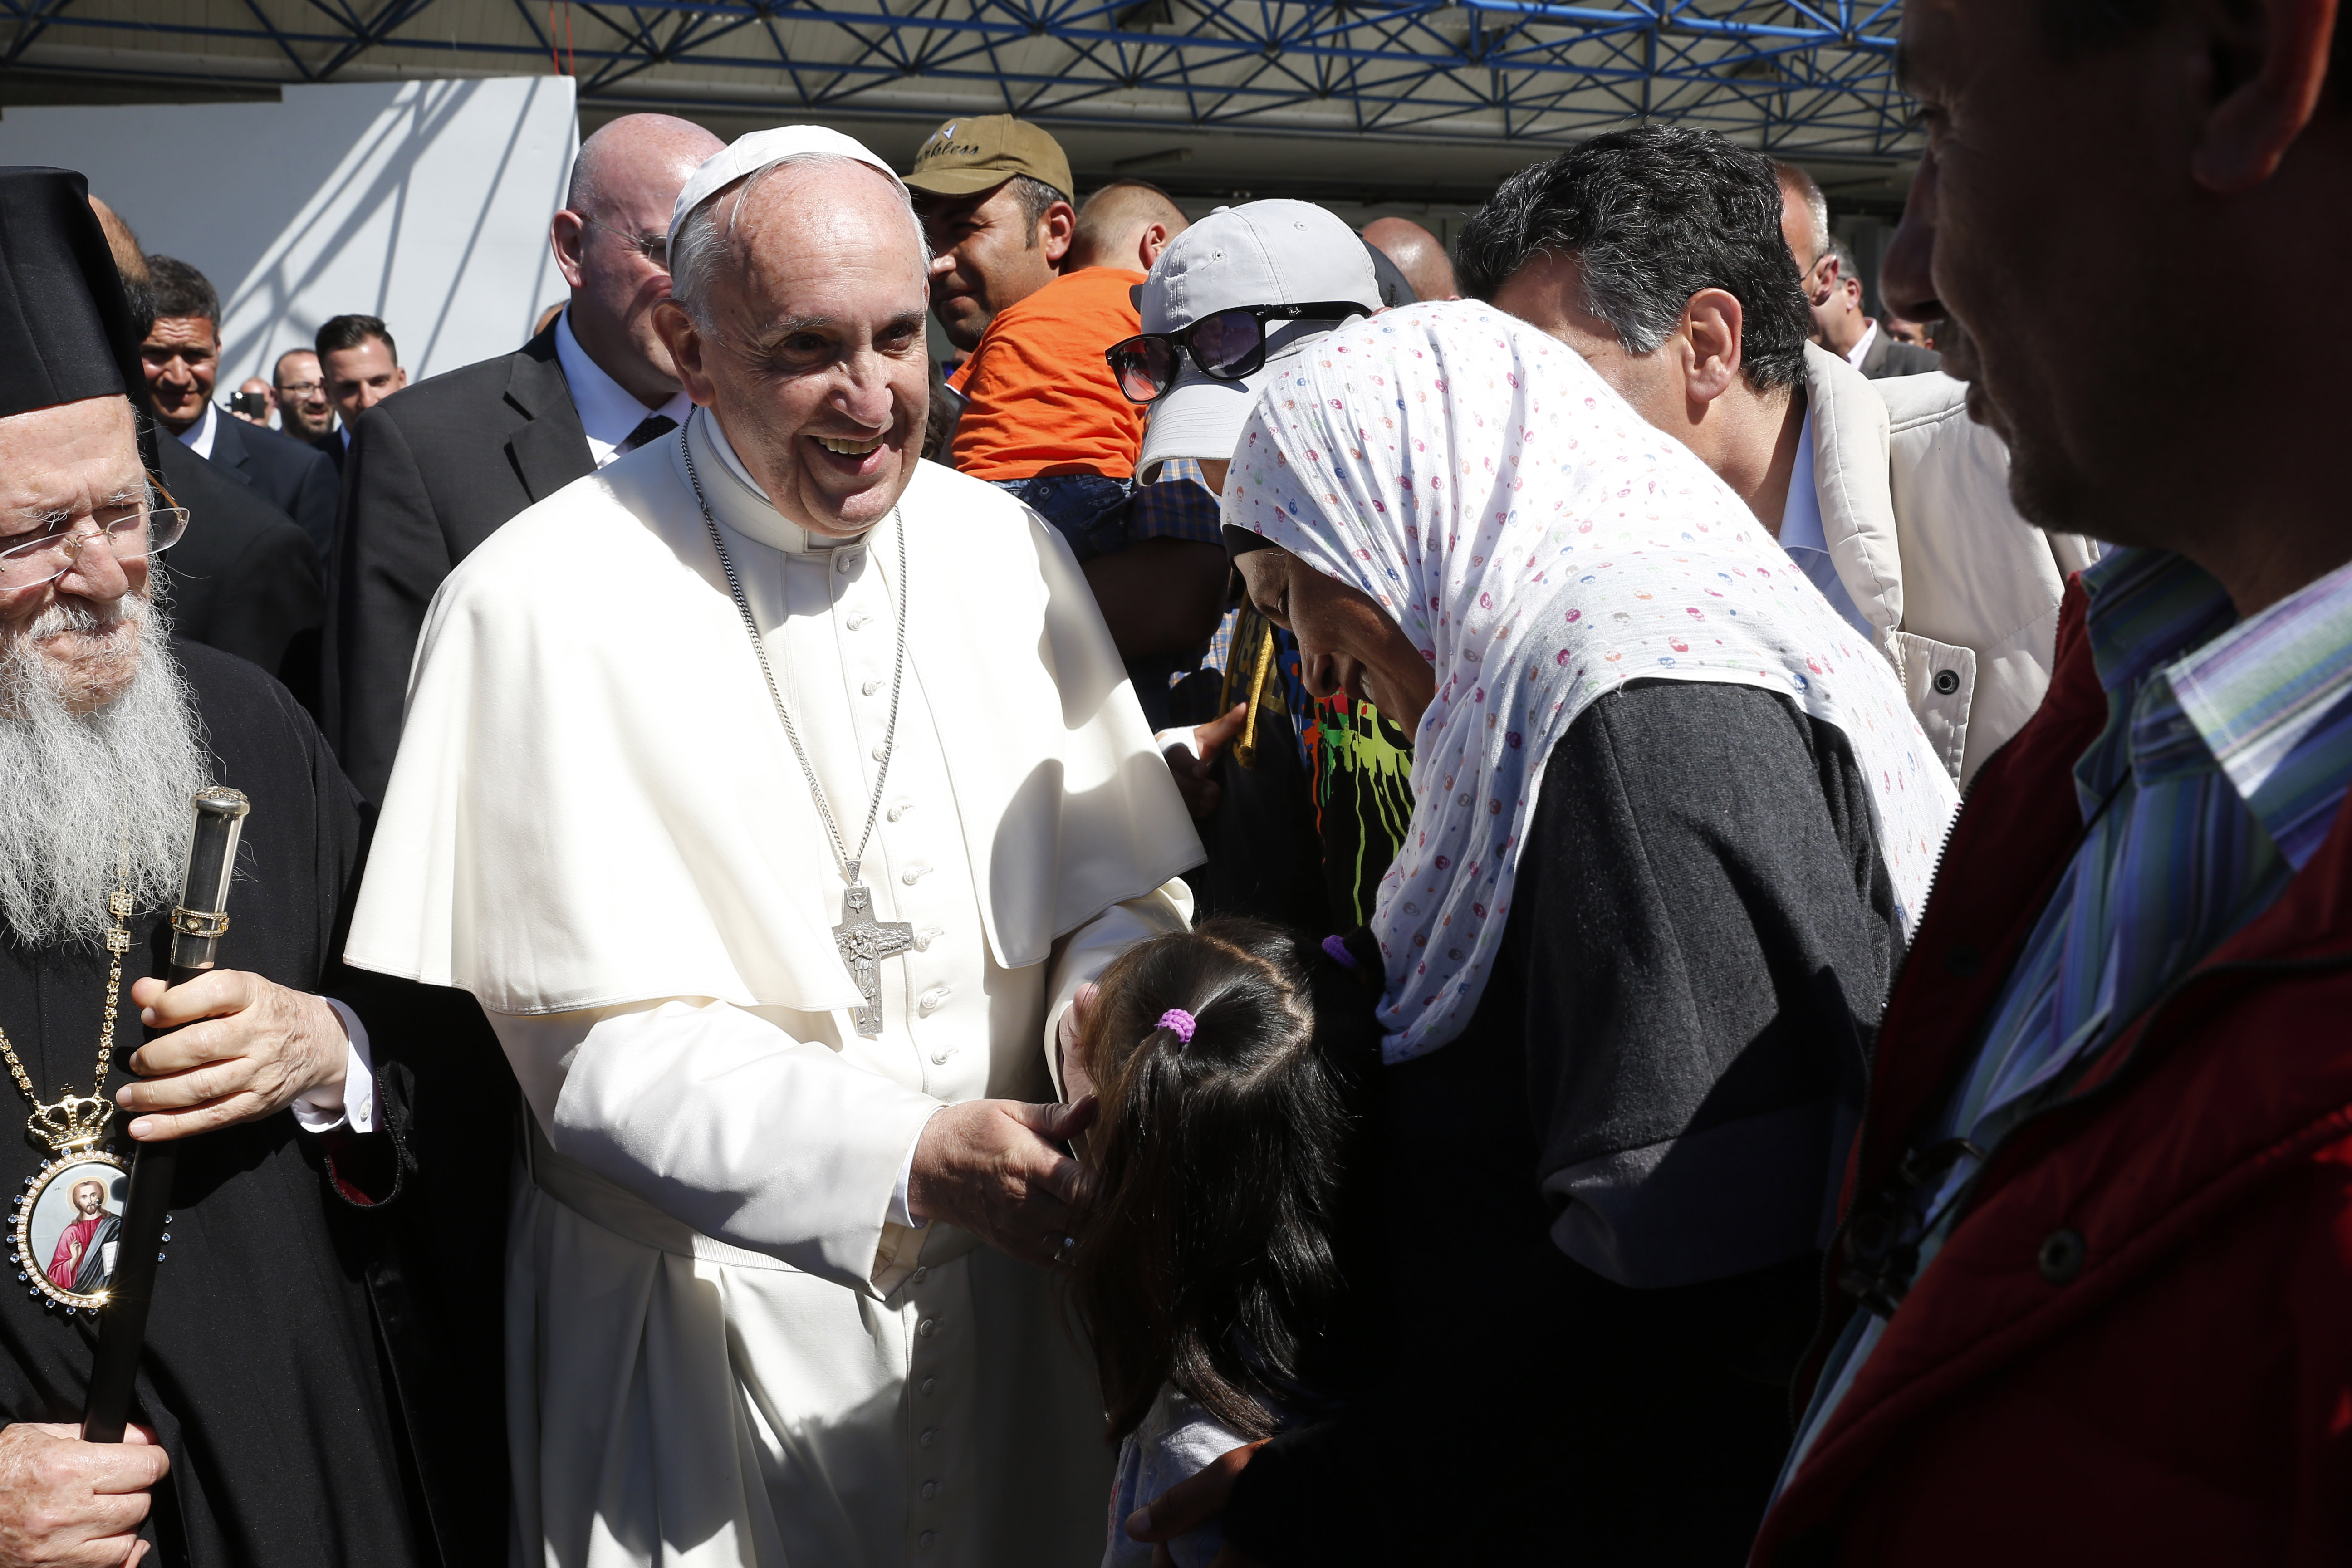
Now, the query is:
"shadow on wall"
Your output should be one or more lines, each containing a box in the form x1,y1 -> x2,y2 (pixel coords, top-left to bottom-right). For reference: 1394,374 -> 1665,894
0,76 -> 575,384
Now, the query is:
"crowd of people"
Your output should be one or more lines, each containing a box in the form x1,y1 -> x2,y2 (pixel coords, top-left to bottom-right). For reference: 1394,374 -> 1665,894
0,0 -> 2348,1562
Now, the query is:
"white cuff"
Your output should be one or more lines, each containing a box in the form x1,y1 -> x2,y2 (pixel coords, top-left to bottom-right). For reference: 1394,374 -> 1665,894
291,999 -> 375,1136
888,1102 -> 947,1229
1154,725 -> 1200,761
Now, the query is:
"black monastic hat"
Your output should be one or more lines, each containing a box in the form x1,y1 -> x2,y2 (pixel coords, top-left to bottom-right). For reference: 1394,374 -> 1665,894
0,167 -> 154,469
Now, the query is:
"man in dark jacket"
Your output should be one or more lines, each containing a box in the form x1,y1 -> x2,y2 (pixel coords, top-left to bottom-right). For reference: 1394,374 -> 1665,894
1750,0 -> 2352,1563
152,437 -> 323,710
97,225 -> 324,708
139,255 -> 340,561
324,112 -> 719,804
1810,240 -> 1942,378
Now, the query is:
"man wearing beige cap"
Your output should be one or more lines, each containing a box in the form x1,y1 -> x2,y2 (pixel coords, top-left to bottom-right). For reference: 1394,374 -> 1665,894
904,114 -> 1078,352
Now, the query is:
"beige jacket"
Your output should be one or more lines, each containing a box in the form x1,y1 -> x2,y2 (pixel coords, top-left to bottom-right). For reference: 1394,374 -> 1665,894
1803,344 -> 2099,786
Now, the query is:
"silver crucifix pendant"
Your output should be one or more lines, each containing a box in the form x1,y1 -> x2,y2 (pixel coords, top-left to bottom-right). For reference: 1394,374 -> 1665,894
832,882 -> 915,1037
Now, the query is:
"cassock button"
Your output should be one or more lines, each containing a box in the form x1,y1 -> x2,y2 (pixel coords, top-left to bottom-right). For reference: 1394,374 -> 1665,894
912,1266 -> 929,1285
919,1532 -> 935,1550
838,550 -> 861,574
921,1376 -> 937,1394
918,1318 -> 938,1337
863,679 -> 882,696
922,1480 -> 939,1500
920,1426 -> 937,1446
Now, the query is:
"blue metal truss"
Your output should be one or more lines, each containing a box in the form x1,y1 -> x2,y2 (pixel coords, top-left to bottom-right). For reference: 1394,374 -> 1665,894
2,0 -> 1916,157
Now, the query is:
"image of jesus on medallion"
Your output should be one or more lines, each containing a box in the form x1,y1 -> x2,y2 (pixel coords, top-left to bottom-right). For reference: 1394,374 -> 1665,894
32,1165 -> 124,1296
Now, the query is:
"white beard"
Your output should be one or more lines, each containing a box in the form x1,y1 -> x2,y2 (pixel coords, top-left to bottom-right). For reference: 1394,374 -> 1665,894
0,596 -> 209,951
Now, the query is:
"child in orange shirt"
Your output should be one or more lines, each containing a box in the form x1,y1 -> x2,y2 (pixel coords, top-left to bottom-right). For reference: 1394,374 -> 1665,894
951,181 -> 1187,560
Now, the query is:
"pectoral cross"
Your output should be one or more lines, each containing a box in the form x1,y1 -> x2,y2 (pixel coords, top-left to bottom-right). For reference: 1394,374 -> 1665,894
833,882 -> 914,1037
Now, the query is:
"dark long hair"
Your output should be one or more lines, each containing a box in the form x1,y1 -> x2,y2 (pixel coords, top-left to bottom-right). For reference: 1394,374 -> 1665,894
1069,918 -> 1380,1444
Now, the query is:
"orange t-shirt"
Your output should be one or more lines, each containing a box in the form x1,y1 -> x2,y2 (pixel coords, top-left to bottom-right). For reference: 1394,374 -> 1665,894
949,266 -> 1146,481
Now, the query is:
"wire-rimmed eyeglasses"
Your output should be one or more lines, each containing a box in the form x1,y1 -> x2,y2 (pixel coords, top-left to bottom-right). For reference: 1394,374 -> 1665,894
0,505 -> 191,593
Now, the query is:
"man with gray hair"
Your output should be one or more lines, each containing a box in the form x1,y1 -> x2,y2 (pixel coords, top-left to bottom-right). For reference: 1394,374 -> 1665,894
346,126 -> 1201,1568
1815,237 -> 1945,379
1775,157 -> 1837,339
1462,126 -> 2092,784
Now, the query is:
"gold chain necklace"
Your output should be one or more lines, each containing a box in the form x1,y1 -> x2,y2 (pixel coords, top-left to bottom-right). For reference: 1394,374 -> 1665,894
0,841 -> 132,1155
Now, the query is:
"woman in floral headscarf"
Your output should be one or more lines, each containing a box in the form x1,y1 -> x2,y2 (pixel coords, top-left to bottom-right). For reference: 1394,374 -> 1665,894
1154,303 -> 1957,1566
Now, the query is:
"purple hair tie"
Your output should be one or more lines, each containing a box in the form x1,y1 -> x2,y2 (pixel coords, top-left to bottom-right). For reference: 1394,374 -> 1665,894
1157,1008 -> 1197,1045
1321,934 -> 1358,969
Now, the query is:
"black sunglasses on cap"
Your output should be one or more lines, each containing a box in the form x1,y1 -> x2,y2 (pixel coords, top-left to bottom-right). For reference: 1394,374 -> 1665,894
1106,301 -> 1369,405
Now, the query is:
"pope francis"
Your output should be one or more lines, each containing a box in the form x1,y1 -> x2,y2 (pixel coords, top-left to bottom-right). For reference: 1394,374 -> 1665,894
345,127 -> 1201,1566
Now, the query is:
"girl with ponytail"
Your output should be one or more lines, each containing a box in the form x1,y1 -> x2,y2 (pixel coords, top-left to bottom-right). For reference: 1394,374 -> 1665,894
1068,917 -> 1381,1568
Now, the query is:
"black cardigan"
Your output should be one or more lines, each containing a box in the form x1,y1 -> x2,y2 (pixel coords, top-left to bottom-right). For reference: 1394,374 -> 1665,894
1225,679 -> 1901,1567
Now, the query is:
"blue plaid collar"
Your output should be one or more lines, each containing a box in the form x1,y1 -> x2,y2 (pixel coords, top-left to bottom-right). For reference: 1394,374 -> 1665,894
2077,547 -> 2352,867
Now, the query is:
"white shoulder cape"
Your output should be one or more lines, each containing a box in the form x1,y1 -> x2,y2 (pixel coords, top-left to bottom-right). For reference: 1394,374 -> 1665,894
344,431 -> 1202,1016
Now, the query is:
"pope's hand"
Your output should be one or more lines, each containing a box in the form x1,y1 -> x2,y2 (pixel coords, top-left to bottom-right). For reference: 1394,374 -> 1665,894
117,972 -> 349,1140
1122,1441 -> 1268,1568
0,1421 -> 166,1568
1164,703 -> 1249,819
905,1098 -> 1099,1268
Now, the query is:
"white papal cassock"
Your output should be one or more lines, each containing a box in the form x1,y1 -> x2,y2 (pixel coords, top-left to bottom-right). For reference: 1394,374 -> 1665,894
345,406 -> 1204,1567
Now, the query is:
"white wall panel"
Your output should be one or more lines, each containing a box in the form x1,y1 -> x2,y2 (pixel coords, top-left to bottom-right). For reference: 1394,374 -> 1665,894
0,77 -> 577,385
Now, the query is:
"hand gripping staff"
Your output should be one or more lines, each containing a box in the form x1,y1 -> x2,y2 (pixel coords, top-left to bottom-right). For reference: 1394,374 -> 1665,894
81,786 -> 249,1442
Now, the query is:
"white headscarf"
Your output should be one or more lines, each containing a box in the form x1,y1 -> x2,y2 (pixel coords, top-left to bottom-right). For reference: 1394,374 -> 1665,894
1224,303 -> 1958,1062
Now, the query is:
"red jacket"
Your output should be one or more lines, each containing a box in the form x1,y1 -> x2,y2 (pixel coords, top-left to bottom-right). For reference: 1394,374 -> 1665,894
1753,580 -> 2352,1568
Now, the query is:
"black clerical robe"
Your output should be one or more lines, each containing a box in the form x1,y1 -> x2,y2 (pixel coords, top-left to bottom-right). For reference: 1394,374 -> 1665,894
0,641 -> 416,1565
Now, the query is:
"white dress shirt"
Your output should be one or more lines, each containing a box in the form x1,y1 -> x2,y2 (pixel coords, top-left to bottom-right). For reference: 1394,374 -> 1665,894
1778,401 -> 1875,640
175,401 -> 220,460
289,1001 -> 377,1135
553,309 -> 693,468
1844,318 -> 1880,372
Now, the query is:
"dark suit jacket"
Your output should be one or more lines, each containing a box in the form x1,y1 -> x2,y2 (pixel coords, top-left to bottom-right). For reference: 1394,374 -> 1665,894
205,408 -> 341,562
324,323 -> 590,803
155,435 -> 325,713
1856,327 -> 1943,380
319,426 -> 348,479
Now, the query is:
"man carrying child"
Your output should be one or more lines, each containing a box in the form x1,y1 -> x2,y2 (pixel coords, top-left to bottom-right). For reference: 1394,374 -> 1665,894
908,121 -> 1229,730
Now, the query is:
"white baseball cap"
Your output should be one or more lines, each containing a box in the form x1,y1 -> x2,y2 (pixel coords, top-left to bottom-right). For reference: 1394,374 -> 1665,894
671,125 -> 903,239
1136,200 -> 1380,483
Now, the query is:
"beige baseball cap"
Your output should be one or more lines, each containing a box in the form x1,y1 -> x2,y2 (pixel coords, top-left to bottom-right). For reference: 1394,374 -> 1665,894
902,115 -> 1072,201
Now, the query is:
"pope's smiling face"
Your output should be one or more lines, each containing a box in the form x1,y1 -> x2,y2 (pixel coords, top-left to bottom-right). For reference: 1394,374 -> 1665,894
657,161 -> 931,539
